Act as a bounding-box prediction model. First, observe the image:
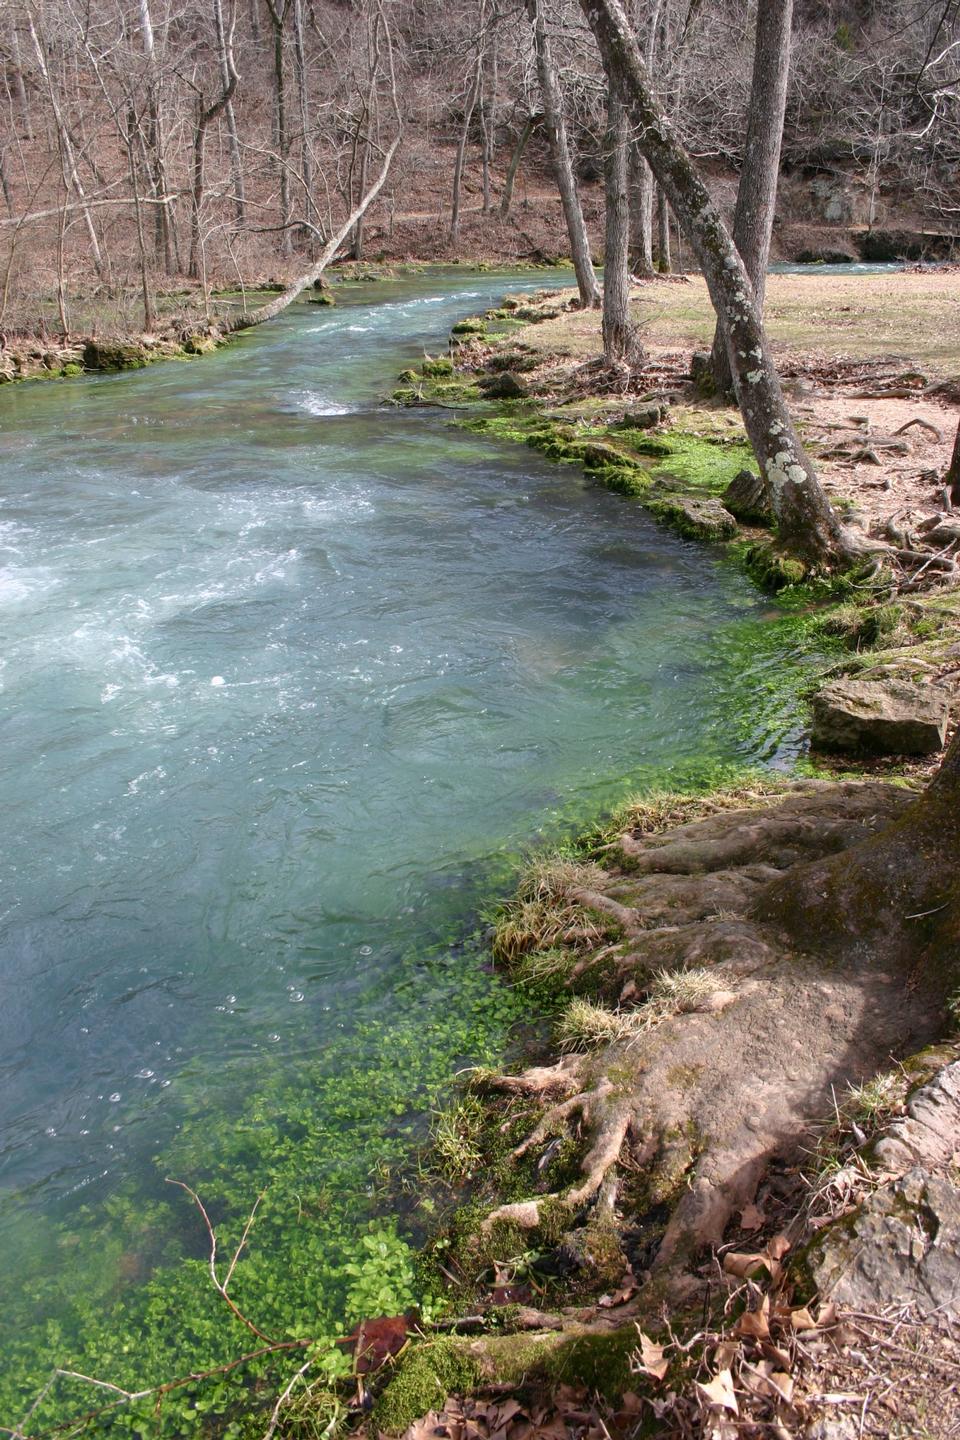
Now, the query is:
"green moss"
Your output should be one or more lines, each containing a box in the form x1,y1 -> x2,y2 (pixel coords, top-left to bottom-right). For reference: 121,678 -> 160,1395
421,356 -> 454,378
373,1340 -> 483,1434
60,362 -> 83,377
812,601 -> 904,649
451,317 -> 488,337
741,540 -> 809,592
545,1326 -> 637,1399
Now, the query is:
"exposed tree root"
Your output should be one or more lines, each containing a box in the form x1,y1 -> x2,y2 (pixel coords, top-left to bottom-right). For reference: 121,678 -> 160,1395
478,777 -> 958,1299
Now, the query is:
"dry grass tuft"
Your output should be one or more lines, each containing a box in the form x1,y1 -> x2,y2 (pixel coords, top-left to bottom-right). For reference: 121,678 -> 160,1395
557,968 -> 722,1050
613,781 -> 790,844
492,855 -> 614,965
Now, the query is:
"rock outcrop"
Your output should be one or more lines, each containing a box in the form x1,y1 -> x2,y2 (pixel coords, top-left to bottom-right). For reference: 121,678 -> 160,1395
810,677 -> 951,756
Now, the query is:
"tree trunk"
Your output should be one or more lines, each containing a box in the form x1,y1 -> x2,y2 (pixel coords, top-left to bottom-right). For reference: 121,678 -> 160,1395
601,82 -> 639,367
216,0 -> 247,229
710,0 -> 793,395
629,148 -> 654,276
265,0 -> 292,256
10,25 -> 33,141
655,183 -> 671,272
500,114 -> 540,218
481,45 -> 497,214
527,0 -> 600,309
188,0 -> 239,281
451,54 -> 483,244
577,0 -> 850,568
947,416 -> 960,507
292,0 -> 313,236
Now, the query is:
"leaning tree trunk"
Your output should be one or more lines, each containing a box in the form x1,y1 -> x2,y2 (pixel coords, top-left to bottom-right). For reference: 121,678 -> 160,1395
578,0 -> 850,567
527,0 -> 600,308
710,0 -> 794,395
601,81 -> 639,366
225,134 -> 401,334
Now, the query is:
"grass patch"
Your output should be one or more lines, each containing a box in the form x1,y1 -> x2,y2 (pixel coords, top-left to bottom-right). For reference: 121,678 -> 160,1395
490,856 -> 615,966
556,968 -> 722,1051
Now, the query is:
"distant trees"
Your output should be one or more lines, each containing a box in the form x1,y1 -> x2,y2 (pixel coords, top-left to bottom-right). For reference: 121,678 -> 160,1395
0,0 -> 956,337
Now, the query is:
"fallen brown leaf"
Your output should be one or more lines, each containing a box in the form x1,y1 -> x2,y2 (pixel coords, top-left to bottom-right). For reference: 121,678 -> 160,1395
634,1328 -> 669,1381
696,1370 -> 739,1415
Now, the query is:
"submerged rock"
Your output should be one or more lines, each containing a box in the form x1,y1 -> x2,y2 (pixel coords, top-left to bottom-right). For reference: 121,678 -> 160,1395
810,677 -> 951,755
649,490 -> 738,542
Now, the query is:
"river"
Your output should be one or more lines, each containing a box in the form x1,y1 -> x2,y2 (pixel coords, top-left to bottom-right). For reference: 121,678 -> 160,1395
0,270 -> 818,1431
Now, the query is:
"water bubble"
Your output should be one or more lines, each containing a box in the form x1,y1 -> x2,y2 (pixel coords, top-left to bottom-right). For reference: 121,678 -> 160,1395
226,994 -> 237,1005
210,676 -> 226,687
358,944 -> 373,956
108,1093 -> 121,1103
45,1127 -> 57,1137
288,991 -> 305,1004
134,1068 -> 155,1080
268,1033 -> 281,1043
160,1079 -> 171,1088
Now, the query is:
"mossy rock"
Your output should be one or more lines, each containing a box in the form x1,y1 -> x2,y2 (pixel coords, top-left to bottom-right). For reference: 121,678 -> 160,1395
421,356 -> 454,378
183,333 -> 217,355
608,403 -> 665,432
479,371 -> 529,399
579,441 -> 647,474
60,362 -> 83,377
451,317 -> 487,337
743,541 -> 808,591
308,291 -> 336,306
82,341 -> 149,372
647,491 -> 738,542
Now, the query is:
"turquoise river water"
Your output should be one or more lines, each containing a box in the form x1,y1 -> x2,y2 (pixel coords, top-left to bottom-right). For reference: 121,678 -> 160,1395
0,271 -> 819,1433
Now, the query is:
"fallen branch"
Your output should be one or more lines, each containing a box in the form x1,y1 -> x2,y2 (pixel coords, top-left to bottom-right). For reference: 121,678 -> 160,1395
166,1179 -> 276,1343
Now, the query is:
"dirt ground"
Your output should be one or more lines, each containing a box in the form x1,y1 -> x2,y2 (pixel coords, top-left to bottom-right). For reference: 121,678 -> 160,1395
491,269 -> 960,558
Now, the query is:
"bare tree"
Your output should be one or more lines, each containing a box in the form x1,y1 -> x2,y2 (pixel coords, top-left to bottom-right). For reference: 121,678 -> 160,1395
25,7 -> 104,275
188,0 -> 239,281
710,0 -> 794,395
578,0 -> 851,567
601,78 -> 638,366
526,0 -> 600,308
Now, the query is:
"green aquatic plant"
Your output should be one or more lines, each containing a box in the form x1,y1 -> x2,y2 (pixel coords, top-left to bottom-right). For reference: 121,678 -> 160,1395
0,944 -> 527,1438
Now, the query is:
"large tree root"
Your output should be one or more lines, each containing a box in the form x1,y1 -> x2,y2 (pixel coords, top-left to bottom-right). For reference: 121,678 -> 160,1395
478,778 -> 958,1297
